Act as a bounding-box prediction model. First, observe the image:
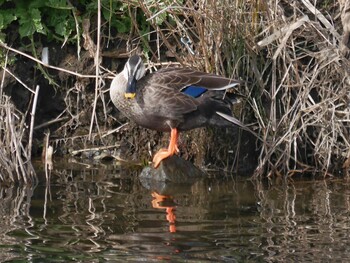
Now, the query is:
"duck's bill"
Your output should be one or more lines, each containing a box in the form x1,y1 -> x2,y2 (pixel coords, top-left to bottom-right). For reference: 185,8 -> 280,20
125,75 -> 137,99
124,92 -> 136,99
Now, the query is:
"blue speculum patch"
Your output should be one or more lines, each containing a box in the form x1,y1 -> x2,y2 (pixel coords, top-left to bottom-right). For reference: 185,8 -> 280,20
181,86 -> 207,98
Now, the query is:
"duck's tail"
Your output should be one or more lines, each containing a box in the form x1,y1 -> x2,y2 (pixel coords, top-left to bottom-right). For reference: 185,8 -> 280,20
216,111 -> 259,139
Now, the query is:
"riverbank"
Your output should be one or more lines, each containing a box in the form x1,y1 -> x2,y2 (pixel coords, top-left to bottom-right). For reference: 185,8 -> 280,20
0,1 -> 349,182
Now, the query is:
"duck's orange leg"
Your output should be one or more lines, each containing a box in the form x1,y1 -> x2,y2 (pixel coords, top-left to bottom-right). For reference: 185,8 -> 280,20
153,128 -> 179,168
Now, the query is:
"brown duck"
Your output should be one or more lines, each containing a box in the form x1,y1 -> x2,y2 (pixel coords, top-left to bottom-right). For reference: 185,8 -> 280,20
110,55 -> 250,167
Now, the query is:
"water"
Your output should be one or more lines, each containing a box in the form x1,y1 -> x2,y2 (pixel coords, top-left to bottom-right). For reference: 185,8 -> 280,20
1,160 -> 350,262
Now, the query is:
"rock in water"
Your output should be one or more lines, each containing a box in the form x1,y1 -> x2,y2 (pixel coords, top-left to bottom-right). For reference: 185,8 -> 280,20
139,156 -> 206,193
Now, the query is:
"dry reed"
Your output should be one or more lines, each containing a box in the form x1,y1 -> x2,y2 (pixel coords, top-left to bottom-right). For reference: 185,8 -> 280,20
0,50 -> 36,183
131,0 -> 350,176
1,0 -> 349,180
0,95 -> 36,183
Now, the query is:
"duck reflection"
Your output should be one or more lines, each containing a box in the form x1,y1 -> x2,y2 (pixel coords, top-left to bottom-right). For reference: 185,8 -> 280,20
151,191 -> 177,233
139,155 -> 206,234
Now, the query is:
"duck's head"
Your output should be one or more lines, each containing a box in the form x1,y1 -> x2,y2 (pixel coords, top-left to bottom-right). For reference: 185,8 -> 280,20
123,55 -> 145,99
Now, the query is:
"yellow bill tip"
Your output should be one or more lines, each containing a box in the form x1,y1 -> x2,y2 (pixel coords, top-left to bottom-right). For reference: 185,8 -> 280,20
124,93 -> 136,99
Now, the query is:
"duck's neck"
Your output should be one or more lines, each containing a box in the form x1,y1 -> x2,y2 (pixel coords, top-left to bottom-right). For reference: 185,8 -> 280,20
110,72 -> 127,106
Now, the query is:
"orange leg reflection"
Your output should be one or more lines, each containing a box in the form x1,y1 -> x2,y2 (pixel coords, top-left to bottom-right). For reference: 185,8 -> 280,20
151,192 -> 177,233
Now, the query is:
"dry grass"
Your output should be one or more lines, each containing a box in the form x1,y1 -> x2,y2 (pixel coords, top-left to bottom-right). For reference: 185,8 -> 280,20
0,51 -> 36,183
130,0 -> 350,176
0,95 -> 36,183
1,0 -> 350,182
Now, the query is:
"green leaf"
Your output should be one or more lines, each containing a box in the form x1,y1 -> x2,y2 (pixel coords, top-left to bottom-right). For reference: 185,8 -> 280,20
46,0 -> 72,10
0,11 -> 16,30
45,7 -> 74,40
15,0 -> 45,10
18,8 -> 45,38
18,22 -> 34,38
55,17 -> 73,38
30,8 -> 45,34
114,17 -> 131,33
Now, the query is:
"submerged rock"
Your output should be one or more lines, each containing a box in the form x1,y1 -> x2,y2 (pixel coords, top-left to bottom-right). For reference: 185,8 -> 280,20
139,155 -> 206,193
139,155 -> 205,183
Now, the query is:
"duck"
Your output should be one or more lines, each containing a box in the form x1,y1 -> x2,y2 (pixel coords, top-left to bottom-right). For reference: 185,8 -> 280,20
110,55 -> 252,168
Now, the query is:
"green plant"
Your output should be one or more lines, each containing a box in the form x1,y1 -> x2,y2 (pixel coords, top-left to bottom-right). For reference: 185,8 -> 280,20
0,0 -> 140,44
0,0 -> 74,42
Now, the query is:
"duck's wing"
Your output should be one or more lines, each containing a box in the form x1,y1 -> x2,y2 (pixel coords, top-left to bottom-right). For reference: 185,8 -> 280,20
155,68 -> 241,91
139,81 -> 197,121
137,69 -> 198,120
138,68 -> 240,120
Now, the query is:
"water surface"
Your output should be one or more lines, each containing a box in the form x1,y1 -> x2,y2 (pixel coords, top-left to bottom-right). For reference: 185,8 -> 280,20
1,160 -> 350,262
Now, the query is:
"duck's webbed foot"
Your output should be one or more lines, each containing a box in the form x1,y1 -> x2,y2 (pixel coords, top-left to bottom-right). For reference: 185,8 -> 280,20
153,128 -> 179,168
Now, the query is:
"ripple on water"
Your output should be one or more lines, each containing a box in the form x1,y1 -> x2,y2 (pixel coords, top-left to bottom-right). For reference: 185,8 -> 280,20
1,164 -> 350,262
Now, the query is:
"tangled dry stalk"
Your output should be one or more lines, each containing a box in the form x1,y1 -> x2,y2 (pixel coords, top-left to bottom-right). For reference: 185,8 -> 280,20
0,95 -> 36,183
133,0 -> 350,176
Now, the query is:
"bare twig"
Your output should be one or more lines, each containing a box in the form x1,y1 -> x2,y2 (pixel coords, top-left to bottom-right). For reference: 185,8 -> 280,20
2,67 -> 35,94
88,0 -> 102,140
28,85 -> 40,161
71,144 -> 120,156
35,116 -> 70,130
0,42 -> 96,79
